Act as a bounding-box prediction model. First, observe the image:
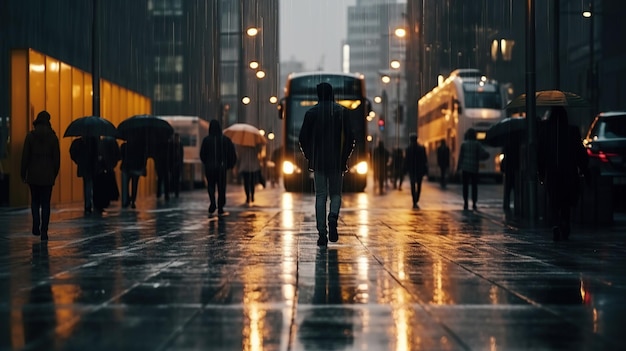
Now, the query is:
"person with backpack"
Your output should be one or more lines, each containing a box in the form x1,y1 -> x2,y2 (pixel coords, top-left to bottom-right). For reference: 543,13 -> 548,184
200,119 -> 237,217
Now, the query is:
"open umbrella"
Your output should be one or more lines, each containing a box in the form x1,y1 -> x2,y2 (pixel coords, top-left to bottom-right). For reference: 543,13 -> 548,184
117,114 -> 174,140
63,116 -> 119,138
506,90 -> 589,111
223,123 -> 266,147
484,117 -> 526,147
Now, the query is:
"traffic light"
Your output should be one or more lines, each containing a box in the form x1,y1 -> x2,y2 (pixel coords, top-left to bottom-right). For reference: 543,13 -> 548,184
378,117 -> 385,131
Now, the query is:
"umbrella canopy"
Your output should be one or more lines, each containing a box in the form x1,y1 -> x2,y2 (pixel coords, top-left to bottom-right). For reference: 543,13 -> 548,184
506,90 -> 589,111
117,114 -> 174,140
484,117 -> 527,147
63,116 -> 119,138
223,123 -> 266,147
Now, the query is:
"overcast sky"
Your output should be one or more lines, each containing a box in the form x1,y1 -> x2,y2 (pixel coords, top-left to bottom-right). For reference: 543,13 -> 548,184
279,0 -> 356,72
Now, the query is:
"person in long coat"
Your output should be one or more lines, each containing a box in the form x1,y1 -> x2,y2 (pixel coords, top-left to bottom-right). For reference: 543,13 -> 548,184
120,139 -> 147,209
436,139 -> 450,189
236,145 -> 262,205
20,111 -> 60,240
371,141 -> 390,194
457,128 -> 489,211
70,136 -> 98,214
404,133 -> 428,208
93,136 -> 120,211
390,147 -> 405,190
200,119 -> 237,217
538,106 -> 589,240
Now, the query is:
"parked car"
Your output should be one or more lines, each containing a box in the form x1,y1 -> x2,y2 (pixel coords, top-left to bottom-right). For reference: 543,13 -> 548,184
582,111 -> 626,184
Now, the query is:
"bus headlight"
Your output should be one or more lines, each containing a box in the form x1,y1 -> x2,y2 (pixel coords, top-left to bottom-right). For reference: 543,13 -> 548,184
282,161 -> 296,175
355,161 -> 368,175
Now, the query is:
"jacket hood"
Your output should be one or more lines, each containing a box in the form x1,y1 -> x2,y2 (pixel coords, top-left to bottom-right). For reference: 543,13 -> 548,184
32,123 -> 56,138
208,119 -> 222,136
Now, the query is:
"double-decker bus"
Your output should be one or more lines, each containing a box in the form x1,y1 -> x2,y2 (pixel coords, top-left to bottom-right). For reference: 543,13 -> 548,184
277,72 -> 371,192
418,69 -> 506,182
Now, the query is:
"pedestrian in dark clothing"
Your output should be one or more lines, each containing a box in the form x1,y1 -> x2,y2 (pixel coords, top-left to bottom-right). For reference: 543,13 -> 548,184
169,133 -> 184,198
502,140 -> 520,212
436,139 -> 450,189
93,136 -> 120,211
200,119 -> 237,217
154,138 -> 171,202
20,111 -> 60,241
299,82 -> 355,247
70,136 -> 99,214
538,106 -> 589,241
372,141 -> 390,194
120,139 -> 147,209
236,145 -> 262,205
457,128 -> 489,211
404,133 -> 428,208
391,147 -> 405,190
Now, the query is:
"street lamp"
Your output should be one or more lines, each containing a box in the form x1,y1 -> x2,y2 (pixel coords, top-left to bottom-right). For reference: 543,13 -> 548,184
390,60 -> 402,150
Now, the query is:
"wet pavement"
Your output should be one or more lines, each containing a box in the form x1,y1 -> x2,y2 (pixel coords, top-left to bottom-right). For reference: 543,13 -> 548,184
1,180 -> 626,350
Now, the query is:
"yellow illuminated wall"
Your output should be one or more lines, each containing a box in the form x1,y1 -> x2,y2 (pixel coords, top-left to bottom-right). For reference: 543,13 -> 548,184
7,49 -> 154,207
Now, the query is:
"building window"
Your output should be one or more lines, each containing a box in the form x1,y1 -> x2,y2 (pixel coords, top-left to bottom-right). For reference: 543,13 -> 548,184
154,84 -> 184,101
148,0 -> 183,16
155,56 -> 184,73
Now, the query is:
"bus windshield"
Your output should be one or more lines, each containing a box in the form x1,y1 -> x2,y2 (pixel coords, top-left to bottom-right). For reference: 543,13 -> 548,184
463,83 -> 503,109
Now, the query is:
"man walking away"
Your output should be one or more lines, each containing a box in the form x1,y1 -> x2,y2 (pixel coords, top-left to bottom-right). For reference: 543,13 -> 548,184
457,128 -> 489,211
200,119 -> 237,217
70,136 -> 98,214
436,139 -> 450,189
299,82 -> 355,247
404,133 -> 428,209
21,111 -> 60,241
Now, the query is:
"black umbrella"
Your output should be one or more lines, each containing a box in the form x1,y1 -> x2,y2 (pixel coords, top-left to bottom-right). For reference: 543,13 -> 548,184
484,117 -> 526,147
63,116 -> 119,138
506,90 -> 589,112
117,114 -> 173,140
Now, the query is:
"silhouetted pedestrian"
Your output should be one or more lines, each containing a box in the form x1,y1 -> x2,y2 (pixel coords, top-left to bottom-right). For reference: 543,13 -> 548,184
372,140 -> 390,194
120,139 -> 147,209
502,139 -> 520,212
70,136 -> 98,214
391,147 -> 405,190
20,111 -> 60,241
299,82 -> 355,247
200,119 -> 237,217
457,128 -> 489,210
236,144 -> 262,205
404,133 -> 428,208
538,106 -> 589,241
169,133 -> 184,198
93,136 -> 120,211
154,138 -> 171,201
436,139 -> 450,188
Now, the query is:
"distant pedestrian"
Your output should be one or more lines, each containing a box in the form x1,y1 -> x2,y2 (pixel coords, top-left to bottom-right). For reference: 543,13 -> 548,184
538,106 -> 589,241
120,139 -> 147,209
502,139 -> 520,212
200,119 -> 237,217
299,82 -> 355,247
93,136 -> 120,211
457,128 -> 489,210
404,133 -> 428,209
236,144 -> 262,205
169,133 -> 184,198
390,147 -> 405,190
20,111 -> 60,241
436,139 -> 450,188
154,138 -> 171,201
372,140 -> 390,194
70,136 -> 99,214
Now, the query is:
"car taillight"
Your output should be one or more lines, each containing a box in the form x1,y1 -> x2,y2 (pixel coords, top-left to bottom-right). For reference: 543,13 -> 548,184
586,148 -> 619,163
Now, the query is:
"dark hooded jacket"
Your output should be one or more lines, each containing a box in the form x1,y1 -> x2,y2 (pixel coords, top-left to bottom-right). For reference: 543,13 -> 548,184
200,119 -> 237,171
298,83 -> 355,172
21,118 -> 60,186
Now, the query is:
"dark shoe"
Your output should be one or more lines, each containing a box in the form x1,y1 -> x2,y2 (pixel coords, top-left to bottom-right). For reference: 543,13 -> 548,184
317,236 -> 328,247
218,208 -> 226,217
328,214 -> 339,242
473,204 -> 477,211
552,226 -> 561,241
41,232 -> 48,241
561,225 -> 571,240
130,202 -> 136,209
208,203 -> 217,215
463,203 -> 468,210
32,225 -> 41,236
84,207 -> 92,215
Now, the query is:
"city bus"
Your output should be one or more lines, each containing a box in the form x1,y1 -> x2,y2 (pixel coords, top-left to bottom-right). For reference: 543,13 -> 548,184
277,72 -> 371,192
157,115 -> 209,188
418,69 -> 506,182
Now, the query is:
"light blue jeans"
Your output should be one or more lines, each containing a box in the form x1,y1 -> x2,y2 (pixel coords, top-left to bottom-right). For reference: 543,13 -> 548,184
313,170 -> 343,235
